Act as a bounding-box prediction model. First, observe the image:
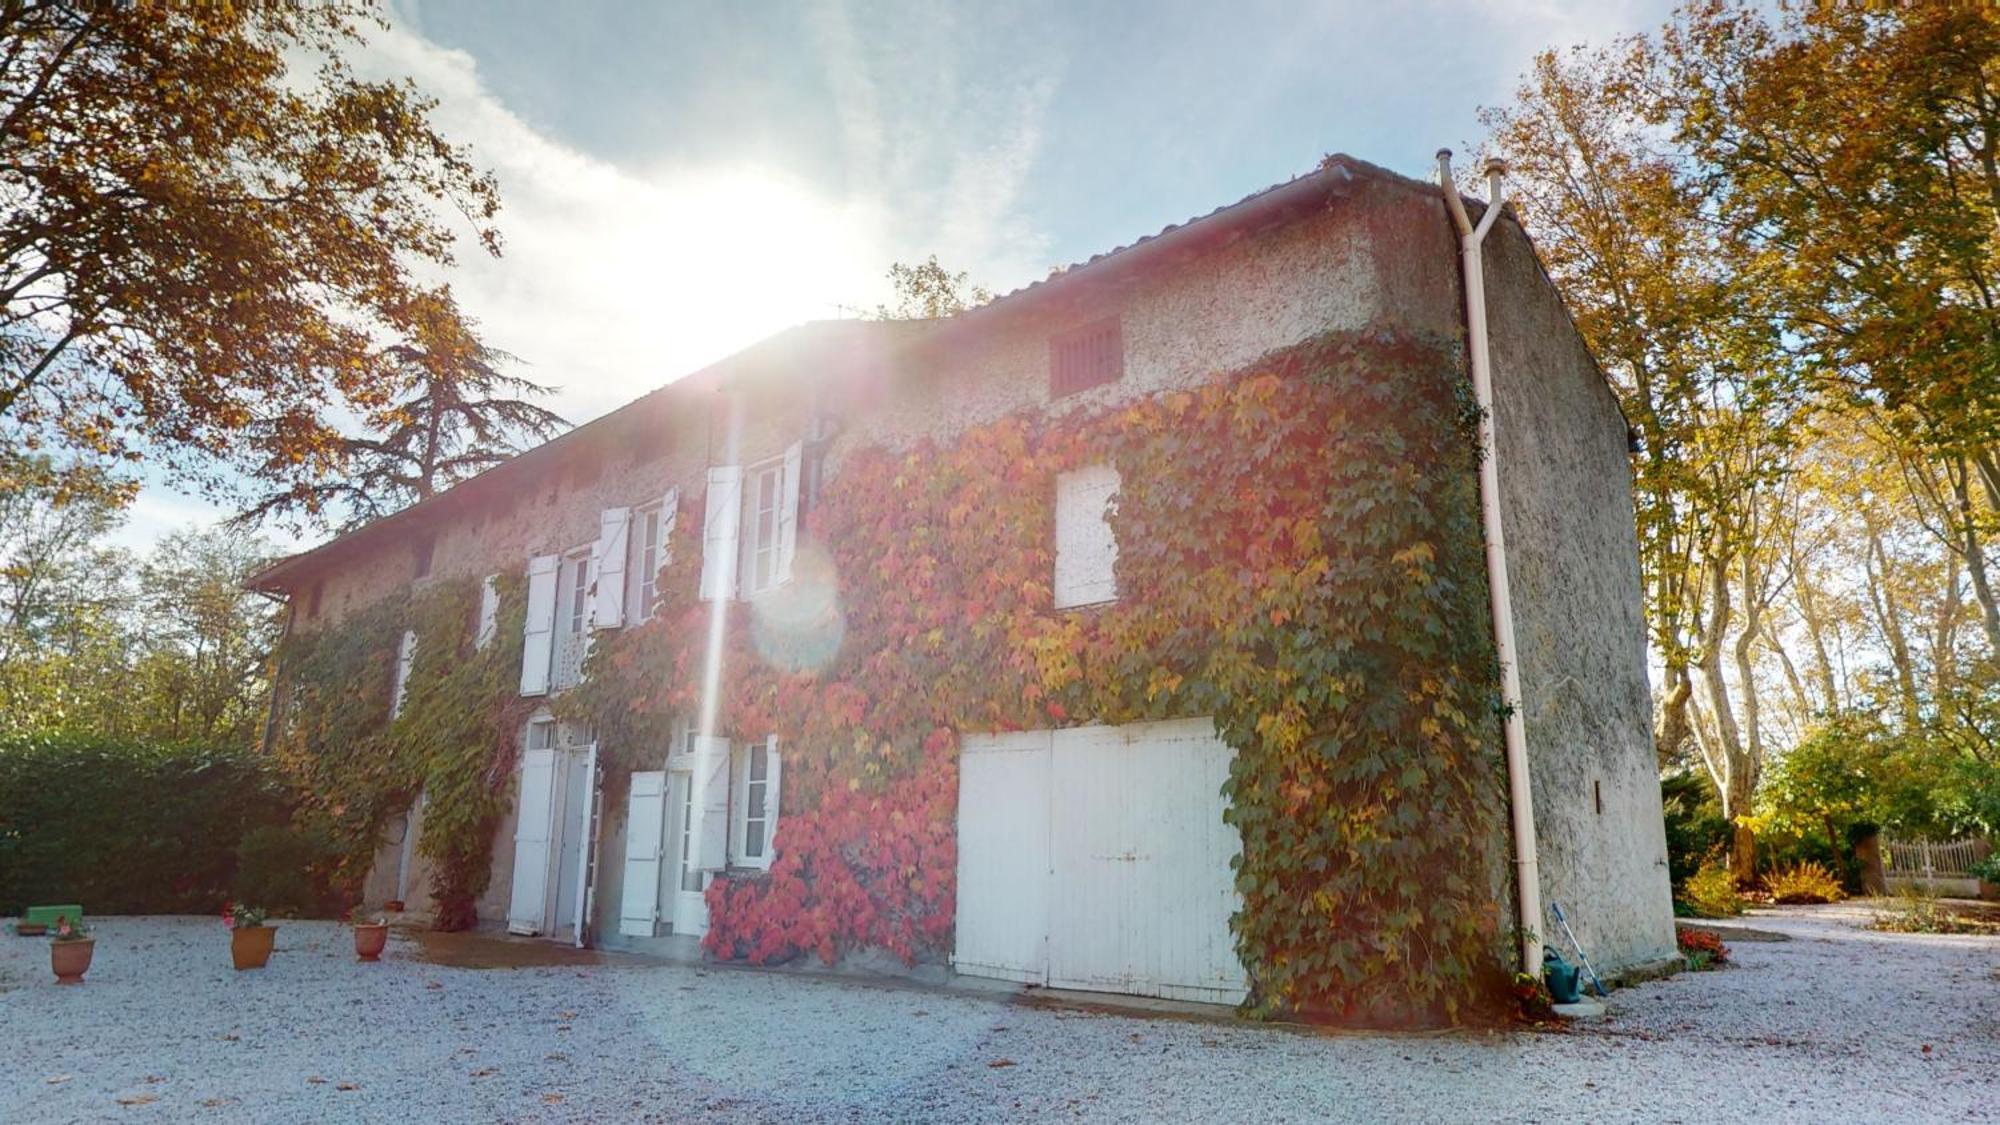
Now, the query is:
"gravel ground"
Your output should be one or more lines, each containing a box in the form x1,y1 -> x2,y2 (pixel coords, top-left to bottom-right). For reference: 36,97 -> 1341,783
2,906 -> 1994,1123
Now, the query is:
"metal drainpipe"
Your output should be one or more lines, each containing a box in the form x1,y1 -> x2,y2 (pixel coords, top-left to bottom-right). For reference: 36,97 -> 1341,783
1437,149 -> 1544,976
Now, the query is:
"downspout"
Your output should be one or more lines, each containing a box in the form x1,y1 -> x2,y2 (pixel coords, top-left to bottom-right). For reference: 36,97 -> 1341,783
1437,149 -> 1544,976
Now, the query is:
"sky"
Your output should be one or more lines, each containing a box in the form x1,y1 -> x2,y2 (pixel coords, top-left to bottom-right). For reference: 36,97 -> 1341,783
120,0 -> 1678,550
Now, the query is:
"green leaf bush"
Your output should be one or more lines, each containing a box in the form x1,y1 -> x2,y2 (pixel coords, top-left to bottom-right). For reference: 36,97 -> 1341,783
0,731 -> 293,915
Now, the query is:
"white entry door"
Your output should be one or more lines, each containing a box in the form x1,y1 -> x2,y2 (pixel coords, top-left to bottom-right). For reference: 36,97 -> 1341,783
954,718 -> 1247,1004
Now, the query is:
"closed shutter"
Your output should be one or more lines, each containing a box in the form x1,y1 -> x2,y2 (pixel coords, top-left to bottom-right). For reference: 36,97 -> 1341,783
1053,465 -> 1121,608
691,734 -> 731,870
776,442 -> 802,584
593,507 -> 631,629
700,467 -> 743,601
619,771 -> 668,937
507,746 -> 558,935
476,575 -> 500,650
519,555 -> 559,695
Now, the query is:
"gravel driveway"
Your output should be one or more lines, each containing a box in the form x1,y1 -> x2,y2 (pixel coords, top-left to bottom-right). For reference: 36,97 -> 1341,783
2,906 -> 1994,1123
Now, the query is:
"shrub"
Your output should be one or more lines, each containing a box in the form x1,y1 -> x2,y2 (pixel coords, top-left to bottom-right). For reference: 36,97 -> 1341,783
0,732 -> 293,915
233,825 -> 341,918
1869,890 -> 1986,935
1969,853 -> 2000,884
1675,925 -> 1729,969
1764,861 -> 1845,905
1680,860 -> 1743,918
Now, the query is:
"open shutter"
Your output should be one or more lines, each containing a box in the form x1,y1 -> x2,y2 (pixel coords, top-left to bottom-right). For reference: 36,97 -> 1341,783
476,575 -> 500,650
572,743 -> 601,949
658,487 -> 680,563
691,734 -> 731,870
520,555 -> 559,696
507,746 -> 558,935
699,466 -> 742,601
593,507 -> 631,628
390,630 -> 416,719
619,771 -> 668,937
765,734 -> 783,858
776,442 -> 802,584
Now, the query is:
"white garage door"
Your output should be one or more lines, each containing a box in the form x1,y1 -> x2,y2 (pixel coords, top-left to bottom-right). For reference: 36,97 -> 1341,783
955,718 -> 1247,1004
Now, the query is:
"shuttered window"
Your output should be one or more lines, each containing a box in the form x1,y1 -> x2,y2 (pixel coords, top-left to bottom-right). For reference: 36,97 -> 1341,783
1050,317 -> 1123,398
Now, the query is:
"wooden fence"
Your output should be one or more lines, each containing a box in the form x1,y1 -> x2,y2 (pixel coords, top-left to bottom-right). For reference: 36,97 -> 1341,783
1882,836 -> 1991,894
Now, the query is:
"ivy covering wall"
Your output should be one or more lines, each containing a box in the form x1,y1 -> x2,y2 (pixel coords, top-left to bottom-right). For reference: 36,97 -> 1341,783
270,573 -> 530,929
569,328 -> 1512,1024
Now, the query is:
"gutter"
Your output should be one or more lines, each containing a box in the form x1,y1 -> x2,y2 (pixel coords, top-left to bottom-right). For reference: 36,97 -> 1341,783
1437,149 -> 1544,977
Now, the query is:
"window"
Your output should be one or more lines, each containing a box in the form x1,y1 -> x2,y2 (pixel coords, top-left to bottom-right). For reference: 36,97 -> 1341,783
740,457 -> 785,597
627,503 -> 668,623
561,548 -> 591,637
525,716 -> 556,751
730,737 -> 780,869
413,534 -> 435,580
1053,464 -> 1121,608
1050,317 -> 1123,398
306,582 -> 324,620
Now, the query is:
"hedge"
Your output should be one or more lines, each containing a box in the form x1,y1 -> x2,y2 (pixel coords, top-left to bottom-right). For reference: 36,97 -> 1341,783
0,731 -> 294,916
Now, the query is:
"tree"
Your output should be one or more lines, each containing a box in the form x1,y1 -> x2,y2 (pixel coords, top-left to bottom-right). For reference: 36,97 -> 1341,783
127,526 -> 283,745
0,1 -> 500,501
238,291 -> 566,531
871,256 -> 993,320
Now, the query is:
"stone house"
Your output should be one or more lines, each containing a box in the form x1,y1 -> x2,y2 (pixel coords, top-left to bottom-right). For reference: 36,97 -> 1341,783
249,154 -> 1676,1016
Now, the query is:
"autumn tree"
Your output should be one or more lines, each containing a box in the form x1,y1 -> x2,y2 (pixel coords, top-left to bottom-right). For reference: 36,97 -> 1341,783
238,291 -> 566,531
0,1 -> 500,501
871,256 -> 993,320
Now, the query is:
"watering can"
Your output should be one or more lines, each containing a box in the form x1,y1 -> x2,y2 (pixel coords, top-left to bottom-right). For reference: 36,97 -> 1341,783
1542,947 -> 1582,1004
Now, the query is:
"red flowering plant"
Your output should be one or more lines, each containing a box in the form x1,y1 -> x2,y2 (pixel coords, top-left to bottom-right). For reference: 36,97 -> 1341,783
1675,925 -> 1729,970
220,902 -> 268,930
50,914 -> 91,942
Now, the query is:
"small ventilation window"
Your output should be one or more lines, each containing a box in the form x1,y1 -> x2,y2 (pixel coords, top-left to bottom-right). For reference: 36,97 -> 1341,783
306,581 -> 324,620
1050,317 -> 1124,399
413,534 -> 435,579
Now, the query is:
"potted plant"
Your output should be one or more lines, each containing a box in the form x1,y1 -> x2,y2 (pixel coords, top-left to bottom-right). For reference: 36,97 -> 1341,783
49,915 -> 94,984
352,914 -> 389,962
221,902 -> 276,970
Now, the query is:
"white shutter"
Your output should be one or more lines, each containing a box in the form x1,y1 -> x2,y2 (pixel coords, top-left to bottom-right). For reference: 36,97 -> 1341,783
519,555 -> 559,695
765,734 -> 783,859
700,466 -> 743,601
507,746 -> 558,935
390,629 -> 416,719
619,770 -> 668,937
1053,465 -> 1121,609
593,507 -> 631,629
658,487 -> 679,563
691,734 -> 732,870
572,743 -> 600,949
776,441 -> 802,584
475,575 -> 500,650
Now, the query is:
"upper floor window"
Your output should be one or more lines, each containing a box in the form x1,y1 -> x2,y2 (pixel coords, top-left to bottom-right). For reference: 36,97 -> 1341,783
1053,464 -> 1121,608
389,629 -> 417,719
413,534 -> 435,579
627,503 -> 669,622
561,547 -> 591,637
1050,317 -> 1123,398
741,456 -> 786,597
306,581 -> 324,620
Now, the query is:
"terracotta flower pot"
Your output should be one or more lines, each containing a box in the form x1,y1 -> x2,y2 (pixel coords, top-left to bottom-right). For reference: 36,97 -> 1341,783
230,924 -> 276,970
353,923 -> 389,962
51,938 -> 94,984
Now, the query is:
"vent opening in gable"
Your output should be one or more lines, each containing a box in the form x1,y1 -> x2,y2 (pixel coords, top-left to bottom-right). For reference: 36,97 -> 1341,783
1050,317 -> 1124,398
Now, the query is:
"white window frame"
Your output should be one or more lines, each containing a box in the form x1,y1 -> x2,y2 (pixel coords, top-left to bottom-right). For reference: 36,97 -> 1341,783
389,629 -> 417,719
739,456 -> 786,598
627,502 -> 668,623
560,546 -> 592,639
729,737 -> 780,870
525,715 -> 557,752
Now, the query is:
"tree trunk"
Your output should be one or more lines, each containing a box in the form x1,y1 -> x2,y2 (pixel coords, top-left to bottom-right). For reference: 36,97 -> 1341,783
1863,513 -> 1922,730
1695,552 -> 1757,883
1950,457 -> 2000,655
